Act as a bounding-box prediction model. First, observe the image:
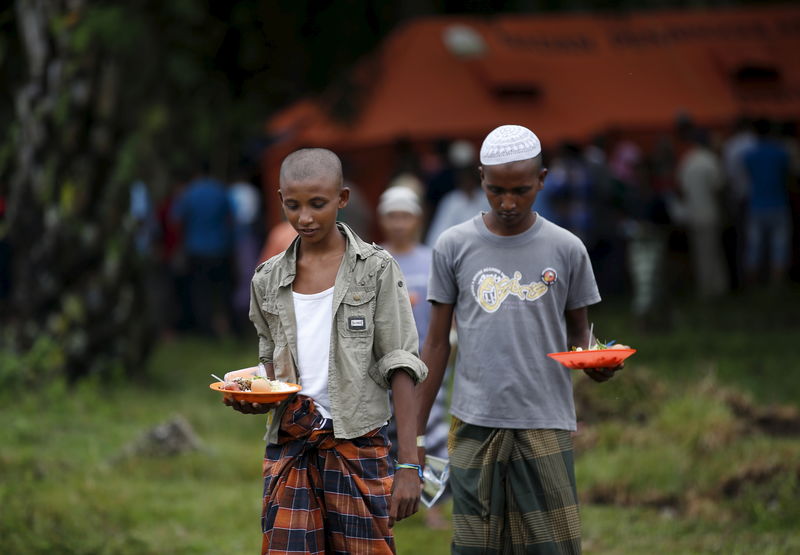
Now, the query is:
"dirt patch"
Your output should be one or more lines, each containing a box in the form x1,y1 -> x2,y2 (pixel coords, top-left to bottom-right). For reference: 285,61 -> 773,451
581,484 -> 680,511
717,461 -> 800,499
583,459 -> 800,520
577,372 -> 800,438
721,390 -> 800,436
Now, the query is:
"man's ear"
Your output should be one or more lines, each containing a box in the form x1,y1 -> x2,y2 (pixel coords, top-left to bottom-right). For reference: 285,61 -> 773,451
338,186 -> 350,209
537,167 -> 548,189
478,165 -> 485,182
277,188 -> 283,203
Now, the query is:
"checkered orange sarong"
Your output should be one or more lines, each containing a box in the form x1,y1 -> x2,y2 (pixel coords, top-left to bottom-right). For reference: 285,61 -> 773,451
261,395 -> 394,555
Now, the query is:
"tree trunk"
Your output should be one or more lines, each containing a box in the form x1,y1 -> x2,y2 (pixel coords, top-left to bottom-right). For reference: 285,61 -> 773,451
5,0 -> 154,380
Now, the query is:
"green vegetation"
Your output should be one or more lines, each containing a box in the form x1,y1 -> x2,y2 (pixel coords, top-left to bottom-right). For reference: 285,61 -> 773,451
1,290 -> 799,553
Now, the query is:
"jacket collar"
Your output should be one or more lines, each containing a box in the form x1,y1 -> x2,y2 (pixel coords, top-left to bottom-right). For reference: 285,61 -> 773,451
274,222 -> 371,288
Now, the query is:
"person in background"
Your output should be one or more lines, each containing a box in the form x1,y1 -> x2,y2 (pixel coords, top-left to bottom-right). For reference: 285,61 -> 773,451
722,116 -> 756,287
779,121 -> 800,280
583,134 -> 615,243
742,119 -> 792,286
722,116 -> 756,224
622,157 -> 672,330
171,165 -> 234,335
377,183 -> 450,530
426,140 -> 488,246
130,180 -> 158,256
677,128 -> 729,299
130,180 -> 161,336
229,170 -> 263,333
601,139 -> 645,296
422,139 -> 456,230
543,142 -> 594,244
156,176 -> 192,334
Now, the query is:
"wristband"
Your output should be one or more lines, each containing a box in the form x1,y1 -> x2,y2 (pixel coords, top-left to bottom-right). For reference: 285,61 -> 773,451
395,461 -> 423,479
416,435 -> 426,448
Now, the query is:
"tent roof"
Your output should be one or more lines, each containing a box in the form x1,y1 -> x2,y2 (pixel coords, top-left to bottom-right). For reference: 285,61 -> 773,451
267,5 -> 800,148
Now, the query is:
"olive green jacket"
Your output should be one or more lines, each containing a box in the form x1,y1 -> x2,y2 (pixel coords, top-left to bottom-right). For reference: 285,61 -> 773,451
249,222 -> 428,442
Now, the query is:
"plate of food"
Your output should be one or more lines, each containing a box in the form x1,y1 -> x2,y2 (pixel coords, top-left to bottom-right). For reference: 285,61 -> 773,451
210,375 -> 301,403
548,342 -> 636,370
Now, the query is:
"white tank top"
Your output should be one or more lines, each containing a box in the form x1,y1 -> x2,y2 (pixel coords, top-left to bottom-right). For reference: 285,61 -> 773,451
292,286 -> 335,419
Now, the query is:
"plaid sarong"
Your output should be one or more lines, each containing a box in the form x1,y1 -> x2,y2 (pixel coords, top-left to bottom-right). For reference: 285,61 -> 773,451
262,396 -> 394,554
449,417 -> 581,554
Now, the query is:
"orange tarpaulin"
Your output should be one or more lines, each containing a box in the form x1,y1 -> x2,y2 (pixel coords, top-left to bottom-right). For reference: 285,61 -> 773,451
262,5 -> 800,233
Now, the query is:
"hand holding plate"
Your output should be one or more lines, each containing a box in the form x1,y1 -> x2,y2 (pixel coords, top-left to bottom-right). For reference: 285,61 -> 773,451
224,396 -> 277,414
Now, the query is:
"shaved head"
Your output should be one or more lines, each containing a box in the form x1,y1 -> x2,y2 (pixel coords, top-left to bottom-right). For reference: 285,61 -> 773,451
280,148 -> 343,189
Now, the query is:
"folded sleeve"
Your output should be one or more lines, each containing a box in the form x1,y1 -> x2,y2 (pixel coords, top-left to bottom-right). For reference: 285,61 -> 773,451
369,257 -> 429,389
249,276 -> 275,364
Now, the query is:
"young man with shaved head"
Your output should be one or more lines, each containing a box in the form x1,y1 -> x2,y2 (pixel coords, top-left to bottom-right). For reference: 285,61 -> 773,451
417,125 -> 624,554
225,148 -> 427,554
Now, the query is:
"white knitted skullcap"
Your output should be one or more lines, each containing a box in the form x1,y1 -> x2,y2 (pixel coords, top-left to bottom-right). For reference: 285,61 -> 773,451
480,125 -> 541,165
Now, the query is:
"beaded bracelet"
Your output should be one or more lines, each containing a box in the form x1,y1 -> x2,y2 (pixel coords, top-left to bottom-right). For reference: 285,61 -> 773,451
395,461 -> 423,479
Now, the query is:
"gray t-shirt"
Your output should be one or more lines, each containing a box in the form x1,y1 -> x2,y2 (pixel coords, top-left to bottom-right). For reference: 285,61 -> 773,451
428,214 -> 601,430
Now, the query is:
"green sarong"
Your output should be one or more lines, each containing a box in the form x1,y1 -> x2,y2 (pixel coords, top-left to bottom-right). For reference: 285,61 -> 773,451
449,418 -> 581,554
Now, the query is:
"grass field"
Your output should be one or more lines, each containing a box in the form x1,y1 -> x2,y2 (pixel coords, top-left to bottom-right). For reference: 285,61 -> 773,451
2,288 -> 799,553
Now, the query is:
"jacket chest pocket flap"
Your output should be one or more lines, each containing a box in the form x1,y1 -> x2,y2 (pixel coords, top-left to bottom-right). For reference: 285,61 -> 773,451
261,298 -> 288,346
338,288 -> 376,337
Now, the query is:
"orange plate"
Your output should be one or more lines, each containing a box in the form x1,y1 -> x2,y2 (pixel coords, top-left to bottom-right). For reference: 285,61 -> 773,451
209,381 -> 302,403
547,348 -> 636,369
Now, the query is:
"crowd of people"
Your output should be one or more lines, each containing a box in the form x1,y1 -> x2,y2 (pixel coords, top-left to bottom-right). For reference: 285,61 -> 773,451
370,115 -> 799,330
133,115 -> 798,341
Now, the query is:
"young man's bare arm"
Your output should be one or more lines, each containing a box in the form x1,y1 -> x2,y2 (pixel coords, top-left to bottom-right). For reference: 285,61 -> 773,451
417,302 -> 454,439
565,306 -> 590,350
565,306 -> 620,382
389,369 -> 420,526
371,257 -> 428,525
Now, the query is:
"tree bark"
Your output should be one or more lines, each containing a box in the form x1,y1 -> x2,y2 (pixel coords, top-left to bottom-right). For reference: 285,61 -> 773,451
6,0 -> 153,380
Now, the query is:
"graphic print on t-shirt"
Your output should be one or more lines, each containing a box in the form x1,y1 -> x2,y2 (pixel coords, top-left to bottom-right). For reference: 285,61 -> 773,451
471,266 -> 558,313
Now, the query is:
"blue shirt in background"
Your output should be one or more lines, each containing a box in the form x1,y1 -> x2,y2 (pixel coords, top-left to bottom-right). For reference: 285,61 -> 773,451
172,177 -> 233,257
390,245 -> 432,346
743,140 -> 790,213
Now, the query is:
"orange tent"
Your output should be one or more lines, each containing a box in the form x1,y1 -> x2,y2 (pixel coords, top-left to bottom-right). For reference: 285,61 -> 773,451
262,5 -> 800,232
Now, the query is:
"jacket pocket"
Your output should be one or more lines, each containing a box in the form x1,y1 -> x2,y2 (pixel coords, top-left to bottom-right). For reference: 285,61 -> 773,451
337,287 -> 376,338
261,299 -> 288,346
261,298 -> 295,381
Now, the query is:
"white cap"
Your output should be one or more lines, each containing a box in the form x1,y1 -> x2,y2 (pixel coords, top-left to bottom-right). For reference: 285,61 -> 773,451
378,186 -> 422,216
387,172 -> 423,196
480,124 -> 541,166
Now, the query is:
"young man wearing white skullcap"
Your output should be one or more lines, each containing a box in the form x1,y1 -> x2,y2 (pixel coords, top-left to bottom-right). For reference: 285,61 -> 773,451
417,125 -> 624,553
